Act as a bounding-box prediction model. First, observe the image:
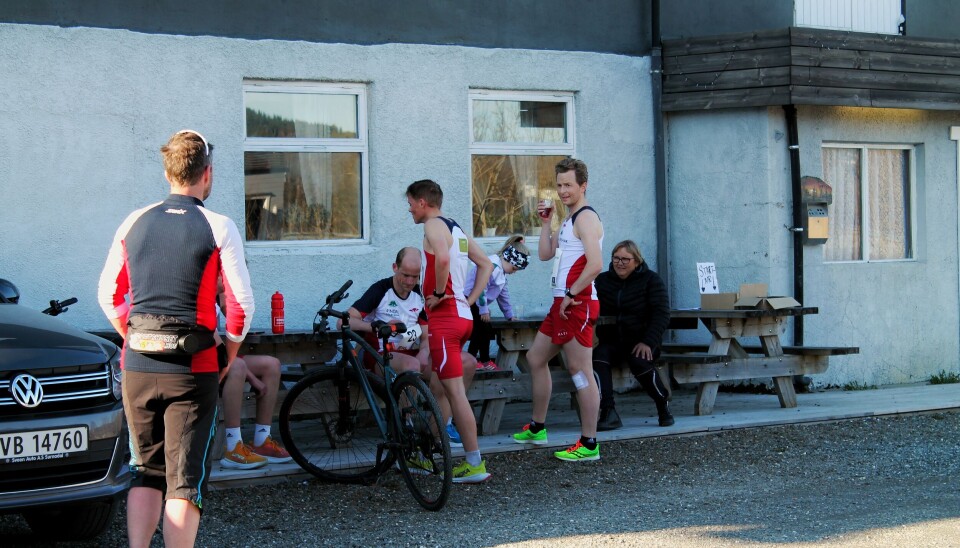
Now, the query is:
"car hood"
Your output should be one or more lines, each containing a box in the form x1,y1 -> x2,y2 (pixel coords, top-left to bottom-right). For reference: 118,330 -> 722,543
0,304 -> 117,370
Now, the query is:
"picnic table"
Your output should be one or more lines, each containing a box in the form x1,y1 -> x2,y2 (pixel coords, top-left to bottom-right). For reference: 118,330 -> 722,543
665,307 -> 858,415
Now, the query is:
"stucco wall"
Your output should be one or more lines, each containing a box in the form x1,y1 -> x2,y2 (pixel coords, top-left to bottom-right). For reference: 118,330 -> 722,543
0,23 -> 654,331
666,107 -> 794,314
667,104 -> 960,387
799,106 -> 960,386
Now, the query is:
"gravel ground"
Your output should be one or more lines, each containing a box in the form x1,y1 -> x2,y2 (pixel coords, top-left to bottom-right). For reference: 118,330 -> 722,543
3,411 -> 959,547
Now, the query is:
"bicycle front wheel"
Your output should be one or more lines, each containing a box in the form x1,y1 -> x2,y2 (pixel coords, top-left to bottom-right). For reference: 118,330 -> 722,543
392,373 -> 452,511
279,366 -> 394,483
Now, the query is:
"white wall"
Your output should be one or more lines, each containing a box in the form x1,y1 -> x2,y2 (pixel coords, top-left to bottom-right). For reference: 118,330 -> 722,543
666,104 -> 960,387
0,23 -> 654,331
666,107 -> 794,312
799,106 -> 960,386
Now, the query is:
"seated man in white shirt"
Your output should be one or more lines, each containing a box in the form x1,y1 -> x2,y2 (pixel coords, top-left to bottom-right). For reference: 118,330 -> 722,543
346,247 -> 475,446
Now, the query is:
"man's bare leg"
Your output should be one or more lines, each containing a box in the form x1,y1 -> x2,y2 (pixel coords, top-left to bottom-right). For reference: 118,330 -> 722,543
440,376 -> 477,452
244,355 -> 281,426
163,498 -> 201,548
524,332 -> 560,423
127,486 -> 162,548
563,340 -> 599,438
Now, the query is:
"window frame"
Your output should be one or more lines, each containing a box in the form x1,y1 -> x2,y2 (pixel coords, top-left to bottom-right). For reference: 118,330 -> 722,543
242,80 -> 370,248
821,142 -> 917,264
468,90 -> 575,241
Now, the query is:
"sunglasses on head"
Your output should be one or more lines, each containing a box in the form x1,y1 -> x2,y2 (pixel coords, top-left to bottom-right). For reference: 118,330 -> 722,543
176,129 -> 210,157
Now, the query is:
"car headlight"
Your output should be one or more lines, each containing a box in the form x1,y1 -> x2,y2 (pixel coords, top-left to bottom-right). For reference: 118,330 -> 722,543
109,348 -> 122,400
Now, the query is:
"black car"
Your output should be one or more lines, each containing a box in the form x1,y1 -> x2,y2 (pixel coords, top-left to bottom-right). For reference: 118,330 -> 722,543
0,289 -> 129,541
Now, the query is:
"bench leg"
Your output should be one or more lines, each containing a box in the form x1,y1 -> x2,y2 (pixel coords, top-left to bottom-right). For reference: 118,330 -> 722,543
772,375 -> 798,408
479,398 -> 507,435
694,381 -> 720,415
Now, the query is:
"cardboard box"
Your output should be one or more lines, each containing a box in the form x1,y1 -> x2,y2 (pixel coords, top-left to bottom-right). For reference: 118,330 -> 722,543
734,282 -> 801,310
701,292 -> 738,310
738,283 -> 767,299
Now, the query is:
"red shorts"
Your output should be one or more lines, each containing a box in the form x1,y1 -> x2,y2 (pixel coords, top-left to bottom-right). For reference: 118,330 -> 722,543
427,316 -> 473,380
539,296 -> 599,348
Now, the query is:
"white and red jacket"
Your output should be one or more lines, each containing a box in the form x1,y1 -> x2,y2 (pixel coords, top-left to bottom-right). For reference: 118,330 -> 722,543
98,194 -> 254,373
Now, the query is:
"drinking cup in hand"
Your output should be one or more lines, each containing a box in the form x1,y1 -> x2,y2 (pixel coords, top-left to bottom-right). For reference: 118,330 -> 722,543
538,199 -> 553,220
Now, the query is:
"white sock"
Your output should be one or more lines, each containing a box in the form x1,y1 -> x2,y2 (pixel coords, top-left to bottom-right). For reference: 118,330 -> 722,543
254,424 -> 271,446
466,450 -> 482,467
446,417 -> 453,427
225,428 -> 242,450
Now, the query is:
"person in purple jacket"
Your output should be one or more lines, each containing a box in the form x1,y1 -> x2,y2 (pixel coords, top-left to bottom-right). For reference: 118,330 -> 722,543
464,235 -> 530,370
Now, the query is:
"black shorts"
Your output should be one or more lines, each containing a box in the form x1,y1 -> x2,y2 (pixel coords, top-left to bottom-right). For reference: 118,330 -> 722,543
122,370 -> 219,509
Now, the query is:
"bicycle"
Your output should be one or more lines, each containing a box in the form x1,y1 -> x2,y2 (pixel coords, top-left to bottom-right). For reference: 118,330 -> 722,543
278,280 -> 452,511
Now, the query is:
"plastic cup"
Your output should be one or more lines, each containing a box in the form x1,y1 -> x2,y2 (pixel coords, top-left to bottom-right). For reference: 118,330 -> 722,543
539,199 -> 553,219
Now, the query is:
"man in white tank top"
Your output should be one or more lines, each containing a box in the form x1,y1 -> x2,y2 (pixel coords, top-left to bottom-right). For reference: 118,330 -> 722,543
512,158 -> 604,462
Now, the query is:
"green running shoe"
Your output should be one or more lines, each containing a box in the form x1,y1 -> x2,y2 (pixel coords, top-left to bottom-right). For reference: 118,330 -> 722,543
404,454 -> 434,476
452,460 -> 491,483
512,423 -> 548,445
554,440 -> 600,462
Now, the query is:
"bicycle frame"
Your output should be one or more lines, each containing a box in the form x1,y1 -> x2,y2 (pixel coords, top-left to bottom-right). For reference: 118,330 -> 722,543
315,280 -> 417,467
334,325 -> 404,445
284,279 -> 452,510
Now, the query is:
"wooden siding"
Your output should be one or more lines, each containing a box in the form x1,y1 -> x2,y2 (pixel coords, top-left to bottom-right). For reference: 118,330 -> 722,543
662,27 -> 960,111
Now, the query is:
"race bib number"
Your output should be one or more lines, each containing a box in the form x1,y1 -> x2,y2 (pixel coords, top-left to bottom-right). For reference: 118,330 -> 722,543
550,249 -> 563,289
388,324 -> 423,350
458,237 -> 468,253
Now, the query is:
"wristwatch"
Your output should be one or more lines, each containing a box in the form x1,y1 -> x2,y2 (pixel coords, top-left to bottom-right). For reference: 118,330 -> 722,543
565,289 -> 576,299
432,290 -> 445,299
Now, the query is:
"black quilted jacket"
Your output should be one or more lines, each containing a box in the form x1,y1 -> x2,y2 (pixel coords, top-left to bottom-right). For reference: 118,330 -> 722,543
594,261 -> 670,349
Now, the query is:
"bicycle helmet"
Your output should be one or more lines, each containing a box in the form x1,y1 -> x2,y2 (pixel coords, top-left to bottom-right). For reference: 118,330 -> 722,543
0,278 -> 19,304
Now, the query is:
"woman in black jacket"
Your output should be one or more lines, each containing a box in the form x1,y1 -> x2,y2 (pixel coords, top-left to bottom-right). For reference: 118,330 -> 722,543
593,240 -> 673,430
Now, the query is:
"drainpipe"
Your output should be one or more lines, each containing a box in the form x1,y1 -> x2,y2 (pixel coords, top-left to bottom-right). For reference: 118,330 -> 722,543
783,104 -> 808,389
652,0 -> 669,295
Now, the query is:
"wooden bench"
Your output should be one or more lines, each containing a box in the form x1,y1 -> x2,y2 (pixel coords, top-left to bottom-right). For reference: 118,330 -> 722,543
662,343 -> 860,356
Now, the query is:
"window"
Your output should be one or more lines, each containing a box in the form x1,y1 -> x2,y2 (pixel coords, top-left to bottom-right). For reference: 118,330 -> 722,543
795,0 -> 902,34
469,90 -> 575,238
243,81 -> 368,244
822,144 -> 914,262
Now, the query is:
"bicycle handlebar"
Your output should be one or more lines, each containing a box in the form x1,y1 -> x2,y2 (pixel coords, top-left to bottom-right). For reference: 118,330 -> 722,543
313,280 -> 409,342
326,280 -> 353,305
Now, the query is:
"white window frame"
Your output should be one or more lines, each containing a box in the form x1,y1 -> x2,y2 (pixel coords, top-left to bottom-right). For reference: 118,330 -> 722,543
821,142 -> 917,264
468,89 -> 575,241
242,80 -> 370,249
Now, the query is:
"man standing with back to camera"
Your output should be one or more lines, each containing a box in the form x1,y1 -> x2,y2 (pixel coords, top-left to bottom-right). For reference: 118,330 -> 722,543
98,129 -> 255,547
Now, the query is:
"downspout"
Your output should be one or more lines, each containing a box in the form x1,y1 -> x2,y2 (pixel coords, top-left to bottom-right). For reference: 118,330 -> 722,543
652,0 -> 669,293
783,104 -> 804,347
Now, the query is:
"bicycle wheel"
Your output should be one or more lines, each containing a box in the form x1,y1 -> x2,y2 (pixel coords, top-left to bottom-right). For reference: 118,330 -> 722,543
392,373 -> 452,511
279,365 -> 394,483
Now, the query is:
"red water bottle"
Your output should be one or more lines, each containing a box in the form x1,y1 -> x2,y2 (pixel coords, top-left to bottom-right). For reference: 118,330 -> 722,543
271,291 -> 285,334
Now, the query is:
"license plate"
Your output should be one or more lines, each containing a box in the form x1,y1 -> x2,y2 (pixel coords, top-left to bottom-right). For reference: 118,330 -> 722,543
0,426 -> 88,462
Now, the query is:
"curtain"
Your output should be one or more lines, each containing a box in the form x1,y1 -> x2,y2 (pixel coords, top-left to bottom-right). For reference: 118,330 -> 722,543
822,147 -> 862,261
868,150 -> 909,260
509,155 -> 538,232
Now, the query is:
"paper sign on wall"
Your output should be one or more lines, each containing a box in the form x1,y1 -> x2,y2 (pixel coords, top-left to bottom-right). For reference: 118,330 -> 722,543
697,262 -> 718,294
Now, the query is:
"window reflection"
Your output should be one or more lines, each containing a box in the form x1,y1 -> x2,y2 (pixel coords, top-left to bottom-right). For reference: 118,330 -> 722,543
245,92 -> 358,139
473,100 -> 566,144
472,155 -> 567,237
244,152 -> 361,241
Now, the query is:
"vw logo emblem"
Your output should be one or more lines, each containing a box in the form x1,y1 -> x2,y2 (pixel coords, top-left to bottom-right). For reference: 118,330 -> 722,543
11,373 -> 43,408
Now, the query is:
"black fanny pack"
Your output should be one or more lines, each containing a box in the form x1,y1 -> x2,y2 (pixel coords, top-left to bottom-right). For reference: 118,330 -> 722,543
127,314 -> 216,355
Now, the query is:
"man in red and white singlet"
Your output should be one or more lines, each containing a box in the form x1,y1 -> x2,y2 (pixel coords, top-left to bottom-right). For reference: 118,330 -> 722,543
407,179 -> 493,483
512,158 -> 605,462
